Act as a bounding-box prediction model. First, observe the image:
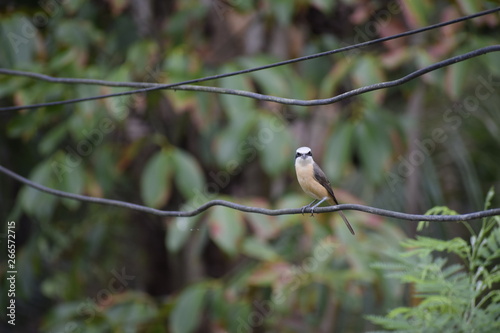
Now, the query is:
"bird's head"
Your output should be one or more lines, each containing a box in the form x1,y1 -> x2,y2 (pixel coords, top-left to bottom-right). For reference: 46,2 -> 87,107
295,146 -> 313,165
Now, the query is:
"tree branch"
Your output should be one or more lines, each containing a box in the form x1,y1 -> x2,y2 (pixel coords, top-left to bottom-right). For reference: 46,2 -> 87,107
1,164 -> 498,221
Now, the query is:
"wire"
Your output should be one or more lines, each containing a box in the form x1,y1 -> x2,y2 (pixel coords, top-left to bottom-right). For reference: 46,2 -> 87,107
1,164 -> 499,221
1,10 -> 499,223
0,7 -> 499,111
1,45 -> 499,112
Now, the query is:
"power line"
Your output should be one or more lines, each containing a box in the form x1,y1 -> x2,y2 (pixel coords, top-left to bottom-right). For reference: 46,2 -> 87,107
1,45 -> 499,112
0,7 -> 499,112
1,164 -> 498,221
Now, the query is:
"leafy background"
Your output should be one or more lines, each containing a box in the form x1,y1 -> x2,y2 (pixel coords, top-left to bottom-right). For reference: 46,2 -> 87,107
1,0 -> 500,332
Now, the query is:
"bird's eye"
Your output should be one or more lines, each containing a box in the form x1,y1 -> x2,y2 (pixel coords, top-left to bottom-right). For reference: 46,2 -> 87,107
307,151 -> 312,156
295,152 -> 300,158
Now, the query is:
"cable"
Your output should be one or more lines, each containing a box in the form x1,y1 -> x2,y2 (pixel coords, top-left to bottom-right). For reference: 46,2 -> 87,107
1,45 -> 499,111
1,164 -> 498,221
0,7 -> 499,111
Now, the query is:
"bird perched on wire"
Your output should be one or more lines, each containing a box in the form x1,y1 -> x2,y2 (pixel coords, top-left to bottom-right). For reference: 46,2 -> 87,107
294,146 -> 355,235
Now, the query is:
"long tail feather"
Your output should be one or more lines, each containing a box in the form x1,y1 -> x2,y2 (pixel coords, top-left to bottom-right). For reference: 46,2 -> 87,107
329,194 -> 356,235
339,210 -> 355,235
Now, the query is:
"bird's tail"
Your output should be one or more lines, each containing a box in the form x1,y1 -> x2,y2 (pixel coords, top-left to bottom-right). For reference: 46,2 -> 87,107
328,197 -> 355,235
338,210 -> 355,235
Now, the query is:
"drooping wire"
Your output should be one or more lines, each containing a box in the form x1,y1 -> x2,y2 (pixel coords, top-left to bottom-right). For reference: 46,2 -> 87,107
1,45 -> 499,110
0,7 -> 499,112
1,163 -> 499,221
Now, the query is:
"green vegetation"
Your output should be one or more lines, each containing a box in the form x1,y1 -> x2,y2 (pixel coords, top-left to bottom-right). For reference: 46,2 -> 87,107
368,190 -> 500,332
1,1 -> 499,332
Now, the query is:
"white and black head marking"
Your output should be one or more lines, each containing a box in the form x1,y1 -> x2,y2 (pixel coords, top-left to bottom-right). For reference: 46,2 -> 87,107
295,146 -> 313,162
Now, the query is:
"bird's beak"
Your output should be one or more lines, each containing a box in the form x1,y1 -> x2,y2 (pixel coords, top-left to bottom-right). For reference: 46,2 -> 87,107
300,154 -> 307,159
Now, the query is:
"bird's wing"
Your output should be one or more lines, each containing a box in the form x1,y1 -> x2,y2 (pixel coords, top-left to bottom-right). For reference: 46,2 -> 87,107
313,162 -> 355,235
312,163 -> 339,204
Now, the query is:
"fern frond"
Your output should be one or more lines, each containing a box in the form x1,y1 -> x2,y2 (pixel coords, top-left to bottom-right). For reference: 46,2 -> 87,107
367,194 -> 500,332
402,236 -> 470,260
476,225 -> 500,266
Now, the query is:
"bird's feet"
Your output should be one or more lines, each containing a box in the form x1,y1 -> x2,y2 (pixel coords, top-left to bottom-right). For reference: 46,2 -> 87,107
301,200 -> 319,216
309,207 -> 315,217
300,205 -> 316,216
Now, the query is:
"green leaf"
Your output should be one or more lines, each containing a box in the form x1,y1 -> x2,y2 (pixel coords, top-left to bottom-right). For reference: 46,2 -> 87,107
319,58 -> 354,99
208,206 -> 244,256
170,284 -> 207,333
386,306 -> 411,318
104,294 -> 158,328
355,119 -> 388,184
75,85 -> 101,114
324,121 -> 354,181
240,56 -> 289,97
209,285 -> 252,333
172,149 -> 205,200
140,150 -> 173,208
484,186 -> 495,210
246,211 -> 280,241
270,0 -> 294,25
214,119 -> 256,167
0,76 -> 30,98
39,124 -> 68,155
218,67 -> 254,125
126,40 -> 159,72
402,236 -> 470,260
352,56 -> 386,106
419,206 -> 459,231
162,48 -> 198,108
19,160 -> 58,220
257,115 -> 293,177
414,49 -> 441,85
241,237 -> 279,261
0,14 -> 38,67
167,207 -> 202,253
59,162 -> 85,210
445,60 -> 470,99
55,19 -> 102,50
7,111 -> 40,139
275,194 -> 308,226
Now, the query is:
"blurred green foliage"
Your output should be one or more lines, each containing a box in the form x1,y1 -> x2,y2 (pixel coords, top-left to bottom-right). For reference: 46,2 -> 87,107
1,0 -> 500,332
368,189 -> 500,332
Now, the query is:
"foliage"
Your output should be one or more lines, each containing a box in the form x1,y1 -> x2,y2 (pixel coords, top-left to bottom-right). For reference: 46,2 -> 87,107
164,198 -> 406,332
1,0 -> 500,332
367,189 -> 500,332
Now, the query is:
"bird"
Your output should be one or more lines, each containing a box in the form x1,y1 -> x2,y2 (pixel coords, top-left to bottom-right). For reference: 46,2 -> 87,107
294,146 -> 355,235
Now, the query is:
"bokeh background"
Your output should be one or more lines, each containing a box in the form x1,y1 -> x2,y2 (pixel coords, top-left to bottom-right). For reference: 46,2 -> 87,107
1,0 -> 500,332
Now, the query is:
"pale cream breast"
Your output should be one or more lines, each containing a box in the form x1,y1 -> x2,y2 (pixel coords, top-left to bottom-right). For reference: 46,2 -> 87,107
295,161 -> 329,200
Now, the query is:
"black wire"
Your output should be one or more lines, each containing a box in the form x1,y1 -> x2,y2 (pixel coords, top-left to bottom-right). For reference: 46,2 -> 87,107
1,46 -> 499,111
1,9 -> 499,223
1,45 -> 499,109
0,7 -> 499,112
1,164 -> 499,221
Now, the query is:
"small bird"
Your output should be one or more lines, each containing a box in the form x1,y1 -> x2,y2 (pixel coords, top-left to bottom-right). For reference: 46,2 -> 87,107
295,146 -> 355,235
